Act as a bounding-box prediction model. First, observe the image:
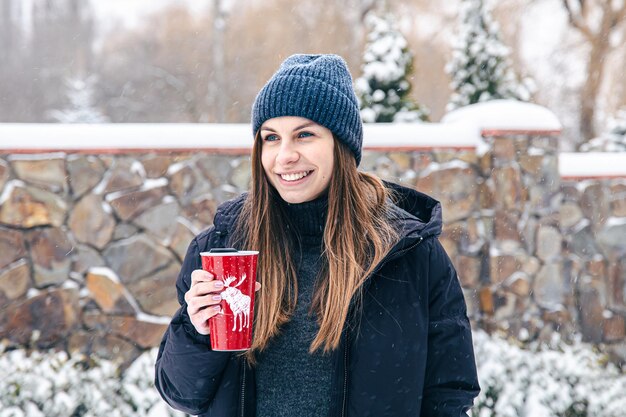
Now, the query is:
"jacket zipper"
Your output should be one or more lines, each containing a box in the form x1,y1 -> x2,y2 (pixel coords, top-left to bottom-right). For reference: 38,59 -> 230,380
341,336 -> 349,417
240,359 -> 246,417
339,234 -> 425,417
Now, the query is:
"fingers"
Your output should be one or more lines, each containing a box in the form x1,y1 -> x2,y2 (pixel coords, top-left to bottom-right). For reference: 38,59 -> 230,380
190,304 -> 222,335
186,292 -> 223,315
191,269 -> 214,286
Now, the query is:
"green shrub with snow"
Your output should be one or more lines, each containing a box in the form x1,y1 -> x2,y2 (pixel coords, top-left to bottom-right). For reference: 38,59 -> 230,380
0,346 -> 186,417
2,332 -> 625,416
472,330 -> 626,417
446,0 -> 533,112
354,12 -> 429,123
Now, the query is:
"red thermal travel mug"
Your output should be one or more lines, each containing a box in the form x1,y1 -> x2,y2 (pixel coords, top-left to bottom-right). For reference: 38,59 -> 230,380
200,248 -> 258,351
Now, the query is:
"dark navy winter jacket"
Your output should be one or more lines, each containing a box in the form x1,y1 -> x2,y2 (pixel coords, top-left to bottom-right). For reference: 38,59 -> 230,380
155,182 -> 480,416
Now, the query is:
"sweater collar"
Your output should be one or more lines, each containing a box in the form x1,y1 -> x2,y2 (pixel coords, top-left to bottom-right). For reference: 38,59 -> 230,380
280,194 -> 328,245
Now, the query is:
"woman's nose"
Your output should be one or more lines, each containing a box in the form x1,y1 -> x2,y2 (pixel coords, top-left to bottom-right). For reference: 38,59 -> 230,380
276,140 -> 299,165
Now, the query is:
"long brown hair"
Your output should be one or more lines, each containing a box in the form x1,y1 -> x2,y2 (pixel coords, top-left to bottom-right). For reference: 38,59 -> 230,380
234,132 -> 399,363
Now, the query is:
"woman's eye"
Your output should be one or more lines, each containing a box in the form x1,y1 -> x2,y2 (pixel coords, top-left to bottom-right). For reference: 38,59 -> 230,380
297,131 -> 313,138
264,134 -> 279,142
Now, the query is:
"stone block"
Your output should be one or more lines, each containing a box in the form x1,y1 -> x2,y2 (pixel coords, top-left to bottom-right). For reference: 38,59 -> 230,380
0,289 -> 79,348
603,314 -> 625,342
567,224 -> 602,258
490,254 -> 522,285
597,222 -> 626,258
533,263 -> 564,309
68,330 -> 140,367
142,154 -> 182,179
560,202 -> 584,230
0,159 -> 9,190
493,137 -> 516,161
494,210 -> 522,245
456,255 -> 481,288
69,194 -> 115,249
71,243 -> 106,276
0,226 -> 27,270
491,166 -> 523,211
113,223 -> 139,240
581,183 -> 609,229
86,268 -> 135,314
102,158 -> 144,194
479,287 -> 494,314
127,262 -> 181,316
610,183 -> 626,217
181,196 -> 217,230
169,220 -> 197,260
67,155 -> 105,198
504,272 -> 531,297
0,181 -> 66,227
134,200 -> 180,243
230,157 -> 252,191
107,185 -> 168,221
27,227 -> 73,287
103,234 -> 176,285
416,165 -> 478,223
11,156 -> 67,193
578,276 -> 606,343
109,315 -> 168,348
0,259 -> 30,300
536,225 -> 562,262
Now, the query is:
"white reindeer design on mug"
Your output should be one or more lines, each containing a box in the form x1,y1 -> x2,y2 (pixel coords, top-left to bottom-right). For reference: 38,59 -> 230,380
219,273 -> 251,331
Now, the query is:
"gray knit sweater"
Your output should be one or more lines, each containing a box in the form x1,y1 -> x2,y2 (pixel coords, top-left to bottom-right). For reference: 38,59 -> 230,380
255,196 -> 333,417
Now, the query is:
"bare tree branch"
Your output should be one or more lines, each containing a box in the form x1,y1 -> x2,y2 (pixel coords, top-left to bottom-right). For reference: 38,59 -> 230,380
562,0 -> 594,40
609,0 -> 626,28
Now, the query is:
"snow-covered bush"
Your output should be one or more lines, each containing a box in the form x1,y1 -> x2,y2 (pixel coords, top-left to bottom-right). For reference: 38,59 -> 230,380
0,345 -> 186,417
472,330 -> 626,417
446,0 -> 533,112
47,75 -> 109,123
2,332 -> 625,416
355,12 -> 429,123
580,109 -> 626,152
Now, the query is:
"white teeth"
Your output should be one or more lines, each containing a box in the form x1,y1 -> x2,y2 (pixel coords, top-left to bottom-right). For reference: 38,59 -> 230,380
280,171 -> 310,181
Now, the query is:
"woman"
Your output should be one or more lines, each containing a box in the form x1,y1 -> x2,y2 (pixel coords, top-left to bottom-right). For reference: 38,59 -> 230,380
155,54 -> 480,416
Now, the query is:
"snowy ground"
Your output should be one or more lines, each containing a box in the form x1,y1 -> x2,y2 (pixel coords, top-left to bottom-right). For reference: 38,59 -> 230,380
1,330 -> 625,417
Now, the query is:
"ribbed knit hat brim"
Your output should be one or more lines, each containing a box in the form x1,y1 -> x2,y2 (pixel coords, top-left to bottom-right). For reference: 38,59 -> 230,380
252,54 -> 363,165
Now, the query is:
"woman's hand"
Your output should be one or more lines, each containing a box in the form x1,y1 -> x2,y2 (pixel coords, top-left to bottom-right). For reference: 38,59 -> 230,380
184,269 -> 261,335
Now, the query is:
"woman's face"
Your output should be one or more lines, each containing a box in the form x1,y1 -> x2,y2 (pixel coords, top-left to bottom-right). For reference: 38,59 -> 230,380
260,116 -> 334,204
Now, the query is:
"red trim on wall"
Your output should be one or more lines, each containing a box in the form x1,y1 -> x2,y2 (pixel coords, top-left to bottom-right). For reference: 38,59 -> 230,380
364,145 -> 476,152
1,147 -> 253,155
1,145 -> 479,155
561,175 -> 626,181
481,129 -> 561,137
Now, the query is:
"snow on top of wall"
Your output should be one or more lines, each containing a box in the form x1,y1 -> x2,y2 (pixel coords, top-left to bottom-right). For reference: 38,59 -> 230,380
0,122 -> 481,151
441,99 -> 562,132
560,152 -> 626,179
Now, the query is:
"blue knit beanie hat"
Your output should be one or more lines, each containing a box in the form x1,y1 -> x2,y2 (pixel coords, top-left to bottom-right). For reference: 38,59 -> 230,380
251,54 -> 363,166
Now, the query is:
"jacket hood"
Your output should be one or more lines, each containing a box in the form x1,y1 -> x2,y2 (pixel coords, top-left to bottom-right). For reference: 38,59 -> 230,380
385,181 -> 442,241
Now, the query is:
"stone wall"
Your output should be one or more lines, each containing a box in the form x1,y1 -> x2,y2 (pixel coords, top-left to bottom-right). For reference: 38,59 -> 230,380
1,135 -> 626,365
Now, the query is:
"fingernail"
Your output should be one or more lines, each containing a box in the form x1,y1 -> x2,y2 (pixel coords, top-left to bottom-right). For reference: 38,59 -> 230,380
212,295 -> 222,301
214,281 -> 224,288
212,305 -> 221,312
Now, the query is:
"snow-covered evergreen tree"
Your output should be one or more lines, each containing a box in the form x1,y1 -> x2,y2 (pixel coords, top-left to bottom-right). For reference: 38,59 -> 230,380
446,0 -> 533,112
355,12 -> 429,123
580,109 -> 626,152
47,75 -> 109,123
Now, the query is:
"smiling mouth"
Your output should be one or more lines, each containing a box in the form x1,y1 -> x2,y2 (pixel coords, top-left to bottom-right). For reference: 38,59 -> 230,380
279,171 -> 312,182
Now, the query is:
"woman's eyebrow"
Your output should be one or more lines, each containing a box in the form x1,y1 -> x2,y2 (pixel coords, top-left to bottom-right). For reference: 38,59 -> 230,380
294,122 -> 317,130
261,122 -> 318,132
